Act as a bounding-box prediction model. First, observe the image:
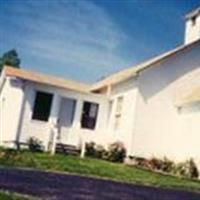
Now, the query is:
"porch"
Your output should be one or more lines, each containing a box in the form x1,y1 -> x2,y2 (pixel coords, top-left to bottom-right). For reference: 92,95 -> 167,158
17,81 -> 110,152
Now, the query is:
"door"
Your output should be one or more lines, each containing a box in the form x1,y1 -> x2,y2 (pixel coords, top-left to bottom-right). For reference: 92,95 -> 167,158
57,97 -> 76,144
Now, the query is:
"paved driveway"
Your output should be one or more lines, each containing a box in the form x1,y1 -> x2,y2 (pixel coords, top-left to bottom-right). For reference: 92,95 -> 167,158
0,168 -> 200,200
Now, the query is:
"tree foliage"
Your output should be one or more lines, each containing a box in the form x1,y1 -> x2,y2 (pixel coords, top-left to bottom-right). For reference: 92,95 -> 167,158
0,49 -> 21,71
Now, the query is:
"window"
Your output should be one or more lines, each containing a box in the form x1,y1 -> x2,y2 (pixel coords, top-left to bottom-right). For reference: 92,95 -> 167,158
107,100 -> 113,126
114,96 -> 124,130
81,101 -> 99,130
116,96 -> 123,114
191,16 -> 196,26
32,91 -> 53,122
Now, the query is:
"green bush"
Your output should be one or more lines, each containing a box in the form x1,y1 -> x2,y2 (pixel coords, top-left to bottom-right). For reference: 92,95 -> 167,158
85,141 -> 126,163
174,159 -> 199,179
94,144 -> 107,159
161,157 -> 175,173
27,137 -> 43,152
85,142 -> 96,157
149,157 -> 164,171
106,142 -> 126,163
86,142 -> 107,159
130,157 -> 152,169
150,157 -> 175,173
130,156 -> 199,179
189,159 -> 199,178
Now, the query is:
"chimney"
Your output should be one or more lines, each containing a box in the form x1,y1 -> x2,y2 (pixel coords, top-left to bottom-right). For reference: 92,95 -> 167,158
184,7 -> 200,44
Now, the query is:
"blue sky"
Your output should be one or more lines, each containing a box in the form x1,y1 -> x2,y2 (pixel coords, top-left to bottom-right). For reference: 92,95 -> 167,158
0,0 -> 200,83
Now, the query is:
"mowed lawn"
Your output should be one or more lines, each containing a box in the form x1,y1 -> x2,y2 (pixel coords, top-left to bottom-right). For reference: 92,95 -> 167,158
1,149 -> 200,192
0,191 -> 29,200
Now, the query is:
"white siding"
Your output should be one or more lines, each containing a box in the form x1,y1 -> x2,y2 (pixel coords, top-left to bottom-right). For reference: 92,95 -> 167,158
0,77 -> 24,147
131,42 -> 200,165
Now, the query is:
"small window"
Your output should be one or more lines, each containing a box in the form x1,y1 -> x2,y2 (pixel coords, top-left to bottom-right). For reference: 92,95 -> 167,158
191,16 -> 196,26
32,91 -> 53,122
114,96 -> 124,130
81,101 -> 99,130
107,100 -> 113,126
116,96 -> 123,114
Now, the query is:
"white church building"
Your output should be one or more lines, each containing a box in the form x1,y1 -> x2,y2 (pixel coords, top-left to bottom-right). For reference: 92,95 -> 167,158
1,7 -> 200,164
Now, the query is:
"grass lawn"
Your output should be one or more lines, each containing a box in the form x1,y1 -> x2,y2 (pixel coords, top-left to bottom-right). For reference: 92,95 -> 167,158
0,191 -> 29,200
1,149 -> 200,192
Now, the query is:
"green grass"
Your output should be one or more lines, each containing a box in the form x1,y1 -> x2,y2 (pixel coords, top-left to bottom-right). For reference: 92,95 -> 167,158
1,149 -> 200,192
0,191 -> 29,200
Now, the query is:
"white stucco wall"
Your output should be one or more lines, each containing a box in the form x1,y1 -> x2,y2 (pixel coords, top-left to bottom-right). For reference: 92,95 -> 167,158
131,42 -> 200,165
0,71 -> 6,146
0,77 -> 24,147
1,39 -> 200,166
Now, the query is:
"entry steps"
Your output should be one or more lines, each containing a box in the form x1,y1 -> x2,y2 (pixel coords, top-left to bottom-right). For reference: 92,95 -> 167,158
56,143 -> 80,156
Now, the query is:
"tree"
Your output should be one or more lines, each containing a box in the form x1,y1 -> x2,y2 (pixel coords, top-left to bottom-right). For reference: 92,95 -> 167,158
0,49 -> 21,71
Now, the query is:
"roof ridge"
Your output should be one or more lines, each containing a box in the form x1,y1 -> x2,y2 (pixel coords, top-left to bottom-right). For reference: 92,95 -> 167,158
91,38 -> 200,91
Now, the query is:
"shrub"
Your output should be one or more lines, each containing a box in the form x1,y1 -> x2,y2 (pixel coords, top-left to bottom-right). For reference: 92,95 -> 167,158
94,144 -> 107,159
85,142 -> 96,157
85,141 -> 126,163
149,157 -> 175,173
149,157 -> 163,171
161,157 -> 175,173
174,159 -> 199,179
106,142 -> 126,163
135,157 -> 152,169
27,137 -> 43,152
189,159 -> 199,178
131,156 -> 199,179
86,142 -> 107,159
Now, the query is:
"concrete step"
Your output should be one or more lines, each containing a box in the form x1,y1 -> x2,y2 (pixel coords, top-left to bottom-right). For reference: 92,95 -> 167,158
56,143 -> 80,156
